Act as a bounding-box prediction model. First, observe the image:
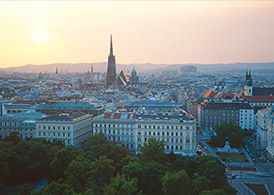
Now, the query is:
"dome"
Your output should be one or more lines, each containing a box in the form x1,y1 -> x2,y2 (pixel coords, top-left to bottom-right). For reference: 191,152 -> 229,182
131,67 -> 136,74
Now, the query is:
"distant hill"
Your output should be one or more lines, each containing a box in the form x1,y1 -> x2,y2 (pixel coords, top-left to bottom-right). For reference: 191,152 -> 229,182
1,62 -> 274,74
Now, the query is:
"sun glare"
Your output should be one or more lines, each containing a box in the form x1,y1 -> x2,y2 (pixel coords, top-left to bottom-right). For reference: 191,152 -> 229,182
31,31 -> 50,43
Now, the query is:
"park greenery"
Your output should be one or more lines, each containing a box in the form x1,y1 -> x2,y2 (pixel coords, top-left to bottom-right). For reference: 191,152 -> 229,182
210,121 -> 245,148
1,131 -> 236,195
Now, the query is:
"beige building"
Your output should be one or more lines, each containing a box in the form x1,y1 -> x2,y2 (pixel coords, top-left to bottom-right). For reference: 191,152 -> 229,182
36,112 -> 92,149
93,112 -> 196,156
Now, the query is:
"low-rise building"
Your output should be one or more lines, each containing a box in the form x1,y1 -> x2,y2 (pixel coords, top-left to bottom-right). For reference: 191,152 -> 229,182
93,112 -> 196,156
0,111 -> 45,139
36,112 -> 92,149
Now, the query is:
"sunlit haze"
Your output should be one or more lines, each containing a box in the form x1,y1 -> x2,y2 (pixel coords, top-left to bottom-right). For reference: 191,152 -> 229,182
1,1 -> 274,67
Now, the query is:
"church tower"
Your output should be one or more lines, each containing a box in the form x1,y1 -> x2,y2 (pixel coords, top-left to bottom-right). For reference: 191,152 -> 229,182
106,35 -> 116,87
244,69 -> 253,96
130,66 -> 139,86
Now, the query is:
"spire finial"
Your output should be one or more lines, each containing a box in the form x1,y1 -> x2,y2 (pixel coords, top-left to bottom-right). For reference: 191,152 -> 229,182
110,34 -> 113,56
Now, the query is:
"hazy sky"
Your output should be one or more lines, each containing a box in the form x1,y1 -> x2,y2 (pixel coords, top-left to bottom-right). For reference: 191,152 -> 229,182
1,1 -> 274,68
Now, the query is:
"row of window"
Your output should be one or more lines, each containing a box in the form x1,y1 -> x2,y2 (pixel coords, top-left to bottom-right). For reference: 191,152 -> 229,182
38,132 -> 71,137
0,128 -> 33,131
94,124 -> 134,128
141,137 -> 190,143
137,125 -> 191,130
94,123 -> 193,130
38,125 -> 71,130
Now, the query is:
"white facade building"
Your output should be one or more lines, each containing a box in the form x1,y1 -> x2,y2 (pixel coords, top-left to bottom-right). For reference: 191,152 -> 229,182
36,112 -> 92,149
267,113 -> 274,158
93,112 -> 197,156
256,108 -> 272,149
239,108 -> 255,130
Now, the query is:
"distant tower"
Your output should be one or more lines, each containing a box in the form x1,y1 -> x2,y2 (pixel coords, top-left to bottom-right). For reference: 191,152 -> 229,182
106,35 -> 116,87
56,67 -> 58,74
244,69 -> 253,96
130,66 -> 139,86
91,64 -> 94,74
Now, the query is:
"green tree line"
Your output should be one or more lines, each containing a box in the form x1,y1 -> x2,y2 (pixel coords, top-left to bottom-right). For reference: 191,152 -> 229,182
1,131 -> 236,195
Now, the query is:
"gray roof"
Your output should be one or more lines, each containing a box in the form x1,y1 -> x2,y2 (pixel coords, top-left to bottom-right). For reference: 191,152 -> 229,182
38,111 -> 88,122
253,87 -> 274,96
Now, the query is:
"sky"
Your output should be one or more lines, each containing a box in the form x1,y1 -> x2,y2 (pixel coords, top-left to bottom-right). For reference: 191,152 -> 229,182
0,1 -> 274,68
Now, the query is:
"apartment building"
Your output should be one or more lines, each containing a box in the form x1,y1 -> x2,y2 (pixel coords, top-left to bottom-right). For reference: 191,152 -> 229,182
93,112 -> 196,156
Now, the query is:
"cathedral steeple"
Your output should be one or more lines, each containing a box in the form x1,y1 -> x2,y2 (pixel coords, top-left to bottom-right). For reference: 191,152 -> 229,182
106,35 -> 116,87
245,68 -> 252,87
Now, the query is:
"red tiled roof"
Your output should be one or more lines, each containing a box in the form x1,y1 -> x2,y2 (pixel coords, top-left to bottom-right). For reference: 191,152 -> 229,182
204,89 -> 215,98
113,113 -> 122,119
104,113 -> 111,119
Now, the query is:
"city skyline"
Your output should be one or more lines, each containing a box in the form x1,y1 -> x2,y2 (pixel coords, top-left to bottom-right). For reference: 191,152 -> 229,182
1,1 -> 274,68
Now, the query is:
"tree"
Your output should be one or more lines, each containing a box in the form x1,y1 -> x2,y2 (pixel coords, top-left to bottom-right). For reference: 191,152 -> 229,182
30,181 -> 77,195
191,176 -> 210,195
167,151 -> 177,163
199,189 -> 226,195
3,131 -> 20,144
140,138 -> 167,163
210,121 -> 244,148
0,150 -> 10,184
104,174 -> 143,195
100,143 -> 128,164
88,132 -> 108,152
219,183 -> 237,195
161,170 -> 191,195
198,160 -> 226,189
50,146 -> 82,181
20,183 -> 34,195
0,183 -> 7,195
88,133 -> 127,163
88,156 -> 115,193
122,161 -> 145,187
142,161 -> 169,194
184,158 -> 198,178
116,156 -> 139,172
64,156 -> 91,192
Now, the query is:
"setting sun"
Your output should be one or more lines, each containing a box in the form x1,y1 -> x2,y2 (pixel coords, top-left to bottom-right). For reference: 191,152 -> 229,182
31,31 -> 50,43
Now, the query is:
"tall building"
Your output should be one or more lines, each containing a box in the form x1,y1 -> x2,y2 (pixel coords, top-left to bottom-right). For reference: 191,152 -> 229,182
106,35 -> 116,87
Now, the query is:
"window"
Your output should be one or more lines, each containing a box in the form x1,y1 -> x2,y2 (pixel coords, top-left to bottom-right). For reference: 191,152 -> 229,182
186,138 -> 190,143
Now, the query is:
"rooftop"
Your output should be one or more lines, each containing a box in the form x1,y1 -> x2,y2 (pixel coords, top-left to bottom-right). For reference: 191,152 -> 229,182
38,112 -> 89,122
